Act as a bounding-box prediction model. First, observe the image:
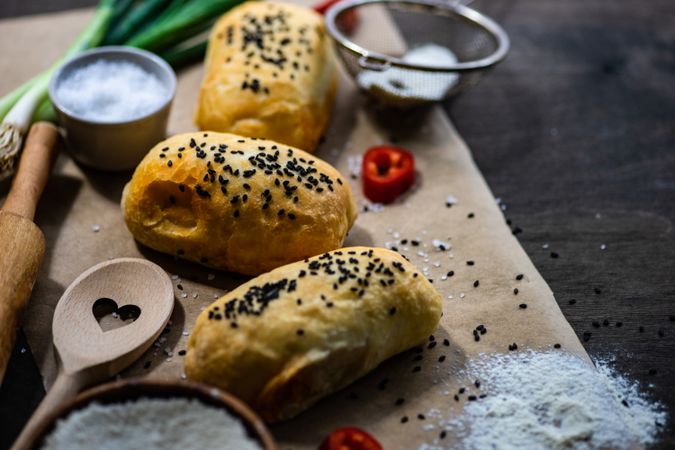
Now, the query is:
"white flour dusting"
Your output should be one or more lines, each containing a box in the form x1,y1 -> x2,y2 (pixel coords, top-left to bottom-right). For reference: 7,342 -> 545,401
357,43 -> 459,102
420,351 -> 666,450
42,397 -> 261,450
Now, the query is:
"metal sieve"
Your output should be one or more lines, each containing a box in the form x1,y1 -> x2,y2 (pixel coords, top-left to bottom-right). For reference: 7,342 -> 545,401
325,0 -> 510,107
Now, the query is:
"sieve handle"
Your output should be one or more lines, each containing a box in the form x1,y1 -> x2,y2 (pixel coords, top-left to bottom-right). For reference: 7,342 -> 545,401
358,56 -> 391,72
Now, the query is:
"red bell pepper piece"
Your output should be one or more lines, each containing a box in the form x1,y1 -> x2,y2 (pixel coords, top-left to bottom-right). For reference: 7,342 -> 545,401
319,427 -> 383,450
362,145 -> 416,204
314,0 -> 358,34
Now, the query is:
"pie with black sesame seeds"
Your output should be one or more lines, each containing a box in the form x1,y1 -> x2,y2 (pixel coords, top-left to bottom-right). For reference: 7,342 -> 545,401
185,246 -> 441,422
194,1 -> 337,152
121,132 -> 357,275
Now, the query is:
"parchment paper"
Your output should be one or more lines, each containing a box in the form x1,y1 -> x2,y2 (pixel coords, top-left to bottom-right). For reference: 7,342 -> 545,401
0,4 -> 588,449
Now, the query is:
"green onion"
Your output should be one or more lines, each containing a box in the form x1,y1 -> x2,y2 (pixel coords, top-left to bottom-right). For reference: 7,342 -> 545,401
159,40 -> 208,68
125,0 -> 238,52
0,0 -> 246,179
104,0 -> 173,45
0,77 -> 38,121
0,0 -> 117,179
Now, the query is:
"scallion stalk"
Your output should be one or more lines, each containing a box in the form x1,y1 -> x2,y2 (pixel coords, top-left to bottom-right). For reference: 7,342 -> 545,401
125,0 -> 240,52
0,0 -> 117,179
159,40 -> 208,68
0,77 -> 38,122
104,0 -> 172,45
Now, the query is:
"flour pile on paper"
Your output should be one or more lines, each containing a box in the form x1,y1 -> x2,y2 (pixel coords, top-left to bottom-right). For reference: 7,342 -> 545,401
420,350 -> 666,450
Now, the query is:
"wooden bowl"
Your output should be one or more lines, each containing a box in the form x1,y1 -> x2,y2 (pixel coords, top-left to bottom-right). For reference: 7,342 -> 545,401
22,378 -> 277,450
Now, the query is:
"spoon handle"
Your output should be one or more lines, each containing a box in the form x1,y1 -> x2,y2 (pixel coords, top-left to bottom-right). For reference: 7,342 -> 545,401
11,370 -> 87,450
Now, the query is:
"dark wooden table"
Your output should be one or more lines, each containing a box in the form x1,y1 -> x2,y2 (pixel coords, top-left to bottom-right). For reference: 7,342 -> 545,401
1,0 -> 674,449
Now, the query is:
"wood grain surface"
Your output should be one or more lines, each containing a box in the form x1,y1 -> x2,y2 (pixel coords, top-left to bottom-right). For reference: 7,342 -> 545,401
0,0 -> 673,449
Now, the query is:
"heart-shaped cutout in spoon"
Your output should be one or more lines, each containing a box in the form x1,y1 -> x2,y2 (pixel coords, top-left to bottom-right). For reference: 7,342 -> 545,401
92,298 -> 141,332
12,258 -> 174,450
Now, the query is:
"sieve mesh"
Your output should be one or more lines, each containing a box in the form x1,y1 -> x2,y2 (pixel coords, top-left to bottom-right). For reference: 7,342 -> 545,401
326,0 -> 509,106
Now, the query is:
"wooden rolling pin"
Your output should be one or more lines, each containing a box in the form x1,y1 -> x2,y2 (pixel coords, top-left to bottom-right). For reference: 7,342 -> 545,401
0,122 -> 60,384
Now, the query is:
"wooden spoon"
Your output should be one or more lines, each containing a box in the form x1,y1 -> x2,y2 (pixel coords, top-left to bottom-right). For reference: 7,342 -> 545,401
11,258 -> 174,450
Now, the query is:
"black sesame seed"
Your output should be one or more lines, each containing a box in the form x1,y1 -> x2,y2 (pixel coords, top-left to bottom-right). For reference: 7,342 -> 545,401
395,398 -> 405,406
514,288 -> 519,295
417,414 -> 425,420
554,343 -> 561,349
467,260 -> 475,266
296,329 -> 304,336
438,355 -> 446,362
401,416 -> 408,423
389,307 -> 396,315
516,274 -> 524,280
519,303 -> 527,309
473,280 -> 480,288
412,366 -> 421,373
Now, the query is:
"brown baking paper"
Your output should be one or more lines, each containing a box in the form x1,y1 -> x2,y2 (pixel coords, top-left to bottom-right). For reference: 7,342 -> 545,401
0,4 -> 588,449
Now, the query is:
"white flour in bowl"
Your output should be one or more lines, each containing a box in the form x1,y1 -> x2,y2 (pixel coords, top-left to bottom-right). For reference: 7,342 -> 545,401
420,350 -> 667,450
41,397 -> 262,450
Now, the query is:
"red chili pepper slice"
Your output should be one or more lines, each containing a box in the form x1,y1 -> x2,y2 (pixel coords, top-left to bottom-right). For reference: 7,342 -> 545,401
319,427 -> 383,450
314,0 -> 358,34
362,145 -> 415,204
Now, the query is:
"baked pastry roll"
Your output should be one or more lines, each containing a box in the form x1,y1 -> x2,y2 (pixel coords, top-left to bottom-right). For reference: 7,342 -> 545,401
185,247 -> 442,422
121,132 -> 357,275
194,1 -> 337,152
